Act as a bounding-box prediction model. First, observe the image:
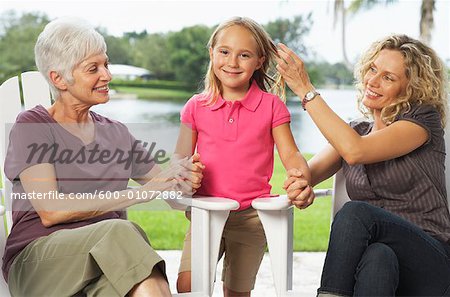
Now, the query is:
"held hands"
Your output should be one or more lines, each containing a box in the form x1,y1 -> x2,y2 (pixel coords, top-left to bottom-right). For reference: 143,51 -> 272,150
189,153 -> 205,194
276,43 -> 315,98
283,168 -> 315,209
146,153 -> 204,197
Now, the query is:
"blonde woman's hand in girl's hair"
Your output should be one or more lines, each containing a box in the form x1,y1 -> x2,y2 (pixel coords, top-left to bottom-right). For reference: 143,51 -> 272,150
276,43 -> 315,99
283,168 -> 315,209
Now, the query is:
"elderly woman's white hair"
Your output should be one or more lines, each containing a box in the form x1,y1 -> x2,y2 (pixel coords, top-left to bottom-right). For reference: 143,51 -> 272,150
34,17 -> 107,98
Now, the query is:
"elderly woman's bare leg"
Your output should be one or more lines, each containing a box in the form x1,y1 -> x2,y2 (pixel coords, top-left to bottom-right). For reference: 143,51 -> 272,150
129,267 -> 171,297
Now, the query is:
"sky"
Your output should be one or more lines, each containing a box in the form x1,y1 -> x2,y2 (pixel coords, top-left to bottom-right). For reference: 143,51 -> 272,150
1,0 -> 449,64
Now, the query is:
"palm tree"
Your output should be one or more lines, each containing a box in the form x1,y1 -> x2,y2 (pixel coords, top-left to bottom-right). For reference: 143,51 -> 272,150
332,0 -> 384,70
420,0 -> 435,45
333,0 -> 352,70
333,0 -> 436,68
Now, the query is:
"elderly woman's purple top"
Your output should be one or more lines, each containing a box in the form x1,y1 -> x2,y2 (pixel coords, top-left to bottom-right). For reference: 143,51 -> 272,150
2,105 -> 154,281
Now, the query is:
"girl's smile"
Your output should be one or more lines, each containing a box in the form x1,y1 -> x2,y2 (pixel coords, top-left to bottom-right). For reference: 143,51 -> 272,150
210,25 -> 264,101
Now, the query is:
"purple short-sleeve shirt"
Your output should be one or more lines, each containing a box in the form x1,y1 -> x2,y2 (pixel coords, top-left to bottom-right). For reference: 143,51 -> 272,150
2,105 -> 154,280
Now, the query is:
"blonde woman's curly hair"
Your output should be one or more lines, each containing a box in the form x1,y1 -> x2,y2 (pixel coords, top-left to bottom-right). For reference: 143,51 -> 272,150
354,34 -> 448,126
203,16 -> 285,105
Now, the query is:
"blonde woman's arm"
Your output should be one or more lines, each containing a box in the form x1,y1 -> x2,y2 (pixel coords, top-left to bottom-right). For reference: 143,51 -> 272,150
276,43 -> 428,165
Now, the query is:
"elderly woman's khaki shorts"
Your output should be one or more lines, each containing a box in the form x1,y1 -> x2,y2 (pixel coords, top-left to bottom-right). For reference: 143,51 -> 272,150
8,219 -> 166,297
179,208 -> 267,292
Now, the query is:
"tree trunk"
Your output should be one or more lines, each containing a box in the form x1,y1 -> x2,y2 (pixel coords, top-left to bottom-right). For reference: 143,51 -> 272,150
420,0 -> 435,45
341,7 -> 353,71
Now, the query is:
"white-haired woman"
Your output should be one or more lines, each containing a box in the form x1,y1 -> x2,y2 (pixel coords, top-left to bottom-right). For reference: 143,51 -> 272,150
2,17 -> 203,296
278,35 -> 450,295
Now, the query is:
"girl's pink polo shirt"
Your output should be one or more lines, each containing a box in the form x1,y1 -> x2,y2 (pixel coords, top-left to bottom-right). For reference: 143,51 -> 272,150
181,81 -> 291,210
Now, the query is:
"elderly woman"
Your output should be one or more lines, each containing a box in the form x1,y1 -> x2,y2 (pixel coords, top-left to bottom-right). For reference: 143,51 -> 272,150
278,35 -> 450,295
2,17 -> 203,296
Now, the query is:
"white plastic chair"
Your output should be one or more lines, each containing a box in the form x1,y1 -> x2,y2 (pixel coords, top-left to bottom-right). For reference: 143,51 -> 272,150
251,188 -> 342,296
0,72 -> 53,295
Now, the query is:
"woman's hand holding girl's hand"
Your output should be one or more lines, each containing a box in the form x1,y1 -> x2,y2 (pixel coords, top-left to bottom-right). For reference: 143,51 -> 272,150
283,168 -> 315,209
184,153 -> 205,194
154,153 -> 204,196
276,43 -> 315,98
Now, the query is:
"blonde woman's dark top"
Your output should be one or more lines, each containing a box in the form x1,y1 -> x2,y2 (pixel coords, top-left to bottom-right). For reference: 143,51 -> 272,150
343,104 -> 450,243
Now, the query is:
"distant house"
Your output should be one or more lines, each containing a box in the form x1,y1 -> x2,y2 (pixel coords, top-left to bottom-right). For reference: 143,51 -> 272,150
108,64 -> 153,80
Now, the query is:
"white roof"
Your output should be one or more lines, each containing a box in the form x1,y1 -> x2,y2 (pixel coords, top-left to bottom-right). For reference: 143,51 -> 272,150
108,64 -> 151,76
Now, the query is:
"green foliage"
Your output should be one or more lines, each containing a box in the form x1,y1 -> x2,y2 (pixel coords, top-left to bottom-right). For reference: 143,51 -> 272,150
104,35 -> 133,65
307,61 -> 354,88
0,11 -> 49,82
306,63 -> 326,87
0,11 -> 314,90
264,14 -> 313,58
132,33 -> 175,80
167,25 -> 213,90
347,0 -> 397,15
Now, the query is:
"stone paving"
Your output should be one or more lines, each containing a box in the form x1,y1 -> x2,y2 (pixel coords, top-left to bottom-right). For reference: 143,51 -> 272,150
158,251 -> 326,297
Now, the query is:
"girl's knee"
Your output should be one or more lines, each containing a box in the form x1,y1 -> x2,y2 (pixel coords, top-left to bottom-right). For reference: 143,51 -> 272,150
177,271 -> 191,293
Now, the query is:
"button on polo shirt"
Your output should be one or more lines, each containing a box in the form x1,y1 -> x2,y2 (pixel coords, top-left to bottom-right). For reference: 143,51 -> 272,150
180,81 -> 291,210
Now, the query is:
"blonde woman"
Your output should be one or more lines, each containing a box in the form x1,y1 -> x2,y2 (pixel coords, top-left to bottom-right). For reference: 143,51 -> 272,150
278,35 -> 450,296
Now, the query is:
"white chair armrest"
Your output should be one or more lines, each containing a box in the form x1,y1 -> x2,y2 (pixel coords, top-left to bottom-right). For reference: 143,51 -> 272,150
175,196 -> 239,211
252,196 -> 292,210
252,189 -> 333,211
314,189 -> 333,197
0,188 -> 5,216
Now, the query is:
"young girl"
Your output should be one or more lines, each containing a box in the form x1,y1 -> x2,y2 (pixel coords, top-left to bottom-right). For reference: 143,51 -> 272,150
175,17 -> 311,297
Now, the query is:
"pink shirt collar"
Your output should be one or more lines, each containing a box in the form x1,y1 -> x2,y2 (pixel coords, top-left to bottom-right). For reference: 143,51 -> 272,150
210,81 -> 263,112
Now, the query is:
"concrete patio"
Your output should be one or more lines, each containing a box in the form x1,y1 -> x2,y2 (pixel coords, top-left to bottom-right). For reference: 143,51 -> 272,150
159,251 -> 326,297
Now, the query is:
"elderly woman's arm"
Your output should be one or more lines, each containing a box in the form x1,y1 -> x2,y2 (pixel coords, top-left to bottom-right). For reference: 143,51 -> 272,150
276,43 -> 428,165
19,161 -> 196,227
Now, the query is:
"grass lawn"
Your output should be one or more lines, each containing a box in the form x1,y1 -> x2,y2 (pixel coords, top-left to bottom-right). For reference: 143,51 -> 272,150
129,153 -> 333,251
113,86 -> 192,102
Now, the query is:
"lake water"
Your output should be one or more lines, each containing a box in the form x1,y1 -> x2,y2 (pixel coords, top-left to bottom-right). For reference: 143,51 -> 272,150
92,89 -> 363,154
